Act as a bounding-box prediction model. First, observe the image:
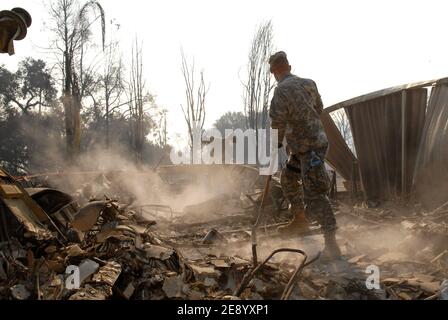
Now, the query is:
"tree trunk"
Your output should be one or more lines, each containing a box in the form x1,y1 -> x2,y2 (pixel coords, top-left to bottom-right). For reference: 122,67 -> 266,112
105,87 -> 110,149
62,93 -> 81,162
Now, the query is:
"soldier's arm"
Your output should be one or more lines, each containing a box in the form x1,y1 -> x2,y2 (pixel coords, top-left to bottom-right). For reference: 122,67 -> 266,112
269,87 -> 289,145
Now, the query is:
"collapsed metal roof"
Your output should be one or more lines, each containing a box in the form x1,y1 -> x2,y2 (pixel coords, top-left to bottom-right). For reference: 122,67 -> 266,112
322,77 -> 448,207
325,77 -> 448,113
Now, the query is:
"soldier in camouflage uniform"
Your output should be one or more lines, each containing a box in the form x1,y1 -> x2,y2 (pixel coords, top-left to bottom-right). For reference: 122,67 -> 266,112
269,51 -> 341,260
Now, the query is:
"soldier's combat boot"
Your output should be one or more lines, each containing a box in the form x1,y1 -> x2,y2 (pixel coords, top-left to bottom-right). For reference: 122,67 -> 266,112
277,205 -> 309,236
322,230 -> 342,261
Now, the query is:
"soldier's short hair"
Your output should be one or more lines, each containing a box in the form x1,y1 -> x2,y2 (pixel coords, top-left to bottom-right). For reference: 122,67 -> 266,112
269,51 -> 289,67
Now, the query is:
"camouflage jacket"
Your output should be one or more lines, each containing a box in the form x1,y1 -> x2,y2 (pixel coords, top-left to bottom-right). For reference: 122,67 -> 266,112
269,73 -> 328,154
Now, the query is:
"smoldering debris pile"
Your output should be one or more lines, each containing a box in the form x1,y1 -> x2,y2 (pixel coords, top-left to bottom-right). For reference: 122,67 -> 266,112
161,200 -> 448,300
1,165 -> 448,300
0,165 -> 306,300
330,203 -> 448,300
0,194 -> 292,300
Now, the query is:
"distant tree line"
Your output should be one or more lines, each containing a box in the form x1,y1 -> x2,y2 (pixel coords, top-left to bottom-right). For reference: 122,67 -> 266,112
1,4 -> 353,175
0,0 -> 170,175
0,56 -> 169,175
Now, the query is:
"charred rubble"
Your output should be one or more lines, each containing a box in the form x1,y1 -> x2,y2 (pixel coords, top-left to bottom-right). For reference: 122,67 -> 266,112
0,165 -> 311,300
1,164 -> 448,301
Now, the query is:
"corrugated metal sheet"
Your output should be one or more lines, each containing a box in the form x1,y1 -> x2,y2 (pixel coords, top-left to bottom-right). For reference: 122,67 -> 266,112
345,89 -> 427,201
326,78 -> 448,113
321,111 -> 356,180
413,84 -> 448,209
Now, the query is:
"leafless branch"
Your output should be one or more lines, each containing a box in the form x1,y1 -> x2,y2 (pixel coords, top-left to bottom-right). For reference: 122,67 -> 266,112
180,49 -> 209,151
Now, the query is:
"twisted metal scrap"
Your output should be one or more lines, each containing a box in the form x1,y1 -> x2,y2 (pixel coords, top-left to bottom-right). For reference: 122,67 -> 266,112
234,248 -> 320,300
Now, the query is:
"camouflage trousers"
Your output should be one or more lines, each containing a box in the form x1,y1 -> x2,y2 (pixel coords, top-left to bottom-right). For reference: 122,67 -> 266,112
280,147 -> 337,232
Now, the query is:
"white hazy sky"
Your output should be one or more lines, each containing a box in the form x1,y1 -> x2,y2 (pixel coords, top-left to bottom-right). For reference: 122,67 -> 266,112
2,0 -> 448,147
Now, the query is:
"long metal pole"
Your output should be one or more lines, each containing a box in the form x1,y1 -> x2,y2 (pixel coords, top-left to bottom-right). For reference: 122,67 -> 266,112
251,175 -> 272,267
251,146 -> 279,267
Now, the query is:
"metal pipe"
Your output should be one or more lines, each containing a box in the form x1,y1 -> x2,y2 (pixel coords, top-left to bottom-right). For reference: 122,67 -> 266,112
234,248 -> 321,298
281,251 -> 321,300
130,204 -> 174,220
251,175 -> 272,267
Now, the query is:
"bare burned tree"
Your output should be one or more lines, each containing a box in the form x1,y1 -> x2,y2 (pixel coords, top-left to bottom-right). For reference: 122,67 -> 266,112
126,39 -> 151,163
155,108 -> 168,147
243,20 -> 274,162
331,109 -> 355,153
180,49 -> 208,152
49,0 -> 105,162
99,40 -> 124,148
